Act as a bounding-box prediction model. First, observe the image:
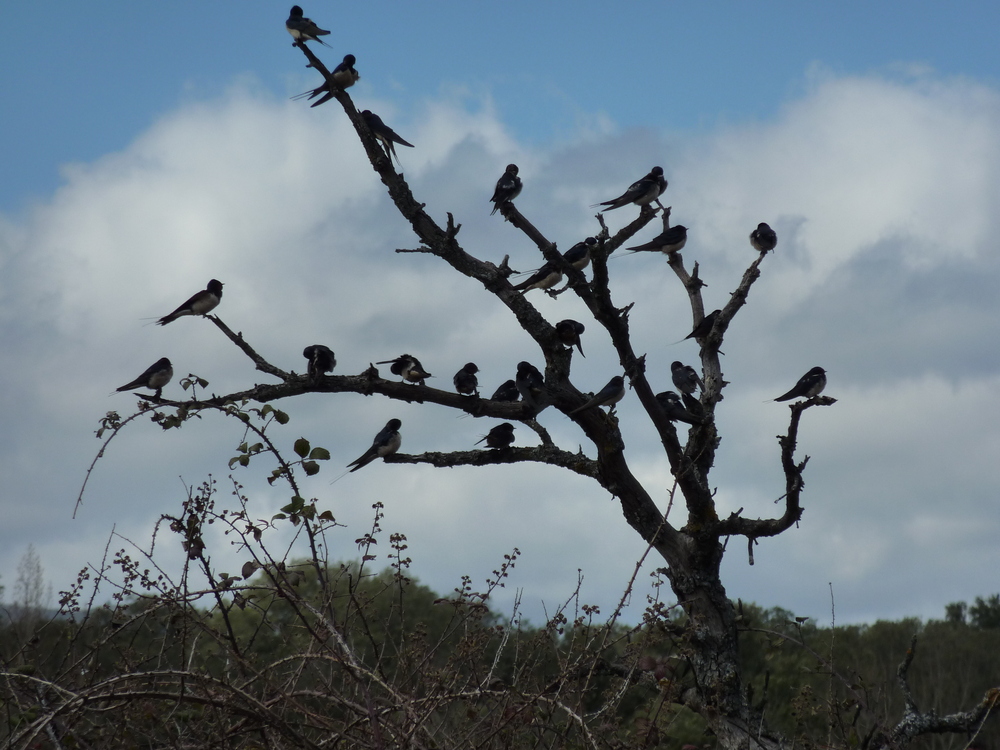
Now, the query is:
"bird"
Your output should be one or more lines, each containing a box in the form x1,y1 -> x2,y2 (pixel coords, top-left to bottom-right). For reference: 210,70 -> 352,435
681,310 -> 721,342
750,222 -> 777,254
774,367 -> 827,402
569,375 -> 626,415
347,419 -> 402,472
476,422 -> 515,449
555,320 -> 586,357
285,6 -> 331,46
512,262 -> 562,293
490,379 -> 520,402
292,55 -> 359,107
671,361 -> 703,395
490,164 -> 522,215
116,358 -> 173,398
626,225 -> 688,254
595,166 -> 667,212
453,362 -> 480,396
563,237 -> 597,270
515,361 -> 545,408
361,110 -> 414,167
377,354 -> 431,385
514,240 -> 597,293
655,391 -> 704,425
156,280 -> 223,325
303,345 -> 336,381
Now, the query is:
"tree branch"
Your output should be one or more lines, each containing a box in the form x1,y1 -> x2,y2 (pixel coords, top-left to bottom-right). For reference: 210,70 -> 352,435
386,446 -> 600,479
714,395 -> 836,538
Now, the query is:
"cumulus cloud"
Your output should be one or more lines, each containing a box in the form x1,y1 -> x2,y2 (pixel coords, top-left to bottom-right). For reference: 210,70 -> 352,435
1,69 -> 998,625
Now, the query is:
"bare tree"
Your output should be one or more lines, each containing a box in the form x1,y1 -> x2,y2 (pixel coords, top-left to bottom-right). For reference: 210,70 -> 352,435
42,38 -> 997,750
7,545 -> 50,639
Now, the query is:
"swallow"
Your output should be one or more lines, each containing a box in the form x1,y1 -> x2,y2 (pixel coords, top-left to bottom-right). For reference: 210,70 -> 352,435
303,345 -> 336,381
361,110 -> 413,167
774,367 -> 827,402
563,237 -> 597,270
512,262 -> 562,293
156,279 -> 223,325
490,164 -> 522,215
490,379 -> 520,402
555,319 -> 586,356
285,6 -> 331,46
655,391 -> 704,425
569,375 -> 626,415
292,55 -> 359,107
595,166 -> 667,212
116,358 -> 173,398
515,361 -> 544,407
626,225 -> 688,254
453,362 -> 480,396
671,361 -> 703,395
682,310 -> 721,342
750,222 -> 777,254
347,419 -> 402,472
476,422 -> 515,449
377,354 -> 431,385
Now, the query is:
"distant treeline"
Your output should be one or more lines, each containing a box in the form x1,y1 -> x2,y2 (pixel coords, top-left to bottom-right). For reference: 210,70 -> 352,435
1,565 -> 996,750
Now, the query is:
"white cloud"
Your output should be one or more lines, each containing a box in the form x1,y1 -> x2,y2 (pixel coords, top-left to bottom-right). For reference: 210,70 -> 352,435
2,69 -> 999,626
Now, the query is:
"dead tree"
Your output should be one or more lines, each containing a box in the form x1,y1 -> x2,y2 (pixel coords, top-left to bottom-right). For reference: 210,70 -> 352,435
59,40 -> 997,750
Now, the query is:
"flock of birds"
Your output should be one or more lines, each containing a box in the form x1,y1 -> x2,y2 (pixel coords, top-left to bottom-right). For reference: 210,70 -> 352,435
112,6 -> 828,474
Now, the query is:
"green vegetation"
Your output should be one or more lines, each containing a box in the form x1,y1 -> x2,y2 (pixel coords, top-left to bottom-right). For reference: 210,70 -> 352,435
3,541 -> 997,749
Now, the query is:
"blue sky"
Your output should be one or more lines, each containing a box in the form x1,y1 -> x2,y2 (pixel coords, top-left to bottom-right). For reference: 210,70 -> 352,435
5,2 -> 1000,211
1,2 -> 998,627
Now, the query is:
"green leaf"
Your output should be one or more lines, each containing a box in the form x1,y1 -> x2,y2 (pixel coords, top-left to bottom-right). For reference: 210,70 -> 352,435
241,560 -> 259,579
228,457 -> 241,469
271,513 -> 287,521
238,455 -> 249,467
273,410 -> 290,425
302,461 -> 319,476
260,405 -> 274,417
319,510 -> 335,521
294,438 -> 310,458
309,447 -> 331,461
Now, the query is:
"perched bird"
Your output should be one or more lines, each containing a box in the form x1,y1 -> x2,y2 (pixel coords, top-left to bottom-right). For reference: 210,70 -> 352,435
292,54 -> 359,107
303,345 -> 336,381
330,54 -> 359,87
347,419 -> 402,472
490,379 -> 520,402
626,225 -> 688,254
285,5 -> 331,46
655,391 -> 704,425
671,361 -> 703,395
476,422 -> 515,449
595,166 -> 667,212
514,240 -> 596,293
377,354 -> 431,385
750,222 -> 778,254
563,237 -> 597,270
569,375 -> 626,415
555,319 -> 586,356
512,262 -> 562,293
117,358 -> 173,398
490,164 -> 522,215
515,361 -> 545,407
682,310 -> 721,342
453,362 -> 480,396
156,279 -> 223,325
774,367 -> 827,402
361,110 -> 414,167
